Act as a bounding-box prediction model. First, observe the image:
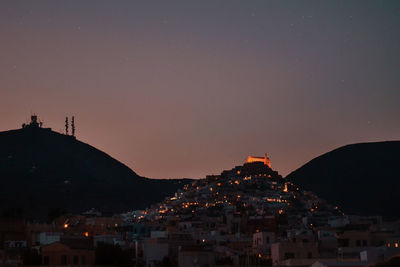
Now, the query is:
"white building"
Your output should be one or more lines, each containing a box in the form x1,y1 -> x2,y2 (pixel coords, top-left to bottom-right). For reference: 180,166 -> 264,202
39,232 -> 62,245
253,232 -> 275,256
144,238 -> 169,267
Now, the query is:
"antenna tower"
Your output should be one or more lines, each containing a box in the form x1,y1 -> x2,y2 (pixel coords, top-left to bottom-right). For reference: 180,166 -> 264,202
71,116 -> 75,137
65,117 -> 69,135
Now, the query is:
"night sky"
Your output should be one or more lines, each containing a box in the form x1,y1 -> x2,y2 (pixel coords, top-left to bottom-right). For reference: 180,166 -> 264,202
1,1 -> 399,178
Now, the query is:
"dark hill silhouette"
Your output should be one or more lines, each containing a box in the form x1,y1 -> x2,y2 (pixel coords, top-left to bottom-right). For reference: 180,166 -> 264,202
0,127 -> 190,220
286,141 -> 400,218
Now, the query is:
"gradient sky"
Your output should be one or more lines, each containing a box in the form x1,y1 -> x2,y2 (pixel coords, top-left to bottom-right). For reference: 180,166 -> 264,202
1,1 -> 399,179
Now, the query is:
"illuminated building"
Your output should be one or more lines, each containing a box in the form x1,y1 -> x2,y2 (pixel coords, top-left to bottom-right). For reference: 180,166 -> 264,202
246,153 -> 271,168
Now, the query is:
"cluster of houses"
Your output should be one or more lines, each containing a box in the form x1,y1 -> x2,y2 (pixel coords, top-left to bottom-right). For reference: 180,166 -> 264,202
1,161 -> 399,266
0,211 -> 124,266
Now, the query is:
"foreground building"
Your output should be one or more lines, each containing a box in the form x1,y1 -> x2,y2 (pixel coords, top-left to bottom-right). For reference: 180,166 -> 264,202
41,237 -> 94,265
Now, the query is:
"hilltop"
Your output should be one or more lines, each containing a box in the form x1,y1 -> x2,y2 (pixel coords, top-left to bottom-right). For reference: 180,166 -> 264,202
127,160 -> 343,231
0,120 -> 190,220
286,141 -> 400,217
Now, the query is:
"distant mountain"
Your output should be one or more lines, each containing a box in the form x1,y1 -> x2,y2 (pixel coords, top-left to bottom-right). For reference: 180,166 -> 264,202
286,141 -> 400,217
0,126 -> 191,220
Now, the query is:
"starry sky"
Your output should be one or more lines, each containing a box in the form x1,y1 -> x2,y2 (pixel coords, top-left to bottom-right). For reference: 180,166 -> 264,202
0,1 -> 399,179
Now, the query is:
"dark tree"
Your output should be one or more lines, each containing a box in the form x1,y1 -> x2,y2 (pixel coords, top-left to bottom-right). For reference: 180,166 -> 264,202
23,249 -> 42,265
95,243 -> 134,267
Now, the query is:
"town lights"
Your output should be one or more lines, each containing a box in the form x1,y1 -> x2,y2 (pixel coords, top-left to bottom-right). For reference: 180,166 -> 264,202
283,183 -> 288,192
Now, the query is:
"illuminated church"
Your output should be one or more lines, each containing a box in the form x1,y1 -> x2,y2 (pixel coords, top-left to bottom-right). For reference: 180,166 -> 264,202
246,153 -> 271,168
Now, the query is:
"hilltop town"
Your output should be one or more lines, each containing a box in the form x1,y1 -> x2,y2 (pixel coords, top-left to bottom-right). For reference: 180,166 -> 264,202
1,155 -> 399,267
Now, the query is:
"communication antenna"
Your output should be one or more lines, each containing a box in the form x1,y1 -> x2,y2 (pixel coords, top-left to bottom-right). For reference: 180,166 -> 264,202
65,117 -> 69,135
71,116 -> 75,137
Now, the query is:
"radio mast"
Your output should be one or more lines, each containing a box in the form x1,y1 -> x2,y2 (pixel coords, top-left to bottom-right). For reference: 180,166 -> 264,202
71,116 -> 75,137
65,117 -> 69,135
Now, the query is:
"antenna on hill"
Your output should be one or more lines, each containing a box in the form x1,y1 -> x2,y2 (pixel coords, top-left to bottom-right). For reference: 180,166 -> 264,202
71,116 -> 75,137
65,117 -> 69,135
